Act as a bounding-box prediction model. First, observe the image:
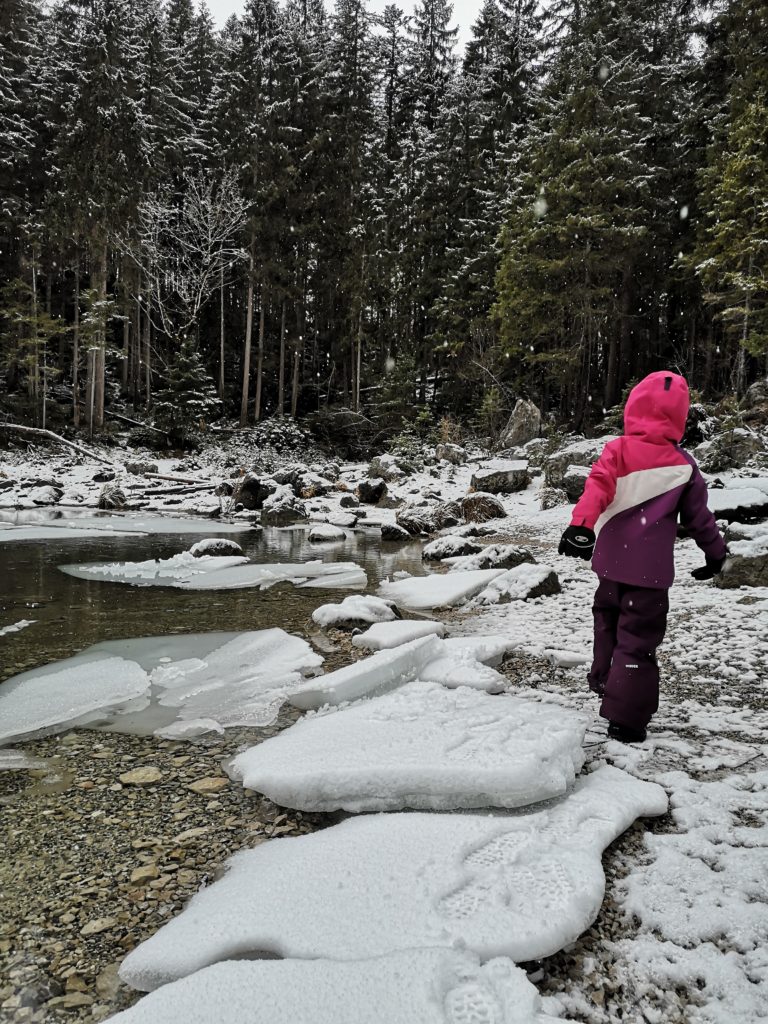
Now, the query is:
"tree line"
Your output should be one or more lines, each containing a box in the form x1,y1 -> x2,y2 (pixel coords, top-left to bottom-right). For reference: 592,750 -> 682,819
0,0 -> 766,440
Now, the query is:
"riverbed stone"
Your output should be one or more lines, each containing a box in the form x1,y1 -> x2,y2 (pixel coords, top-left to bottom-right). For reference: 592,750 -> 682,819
471,459 -> 530,494
119,767 -> 163,786
562,464 -> 591,502
461,492 -> 506,523
187,777 -> 228,795
80,917 -> 118,937
357,478 -> 388,504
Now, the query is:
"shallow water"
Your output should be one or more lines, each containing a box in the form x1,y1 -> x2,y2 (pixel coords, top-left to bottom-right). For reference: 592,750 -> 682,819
0,515 -> 425,683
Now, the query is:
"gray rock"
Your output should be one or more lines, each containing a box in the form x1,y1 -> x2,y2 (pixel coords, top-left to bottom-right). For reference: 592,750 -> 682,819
461,492 -> 506,523
717,526 -> 768,588
544,436 -> 613,489
340,493 -> 360,509
540,486 -> 569,510
562,464 -> 591,502
92,469 -> 116,482
380,523 -> 412,542
422,535 -> 483,560
125,461 -> 159,476
471,459 -> 530,494
435,443 -> 467,465
396,502 -> 440,535
499,398 -> 542,448
462,543 -> 536,570
369,453 -> 411,481
28,485 -> 63,505
435,500 -> 463,529
357,478 -> 388,504
694,429 -> 766,473
232,472 -> 279,511
261,490 -> 308,526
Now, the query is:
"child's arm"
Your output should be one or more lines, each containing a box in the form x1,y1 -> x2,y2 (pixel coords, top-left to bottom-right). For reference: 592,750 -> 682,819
571,442 -> 619,529
679,457 -> 727,570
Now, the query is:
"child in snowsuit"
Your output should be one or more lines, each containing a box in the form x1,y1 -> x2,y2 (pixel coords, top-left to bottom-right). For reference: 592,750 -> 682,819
558,371 -> 726,743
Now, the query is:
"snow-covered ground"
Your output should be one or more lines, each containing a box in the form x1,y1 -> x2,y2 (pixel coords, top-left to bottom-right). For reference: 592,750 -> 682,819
2,432 -> 768,1022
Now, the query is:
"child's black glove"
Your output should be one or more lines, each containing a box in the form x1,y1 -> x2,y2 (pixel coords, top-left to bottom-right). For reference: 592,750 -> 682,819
691,555 -> 726,581
558,525 -> 596,560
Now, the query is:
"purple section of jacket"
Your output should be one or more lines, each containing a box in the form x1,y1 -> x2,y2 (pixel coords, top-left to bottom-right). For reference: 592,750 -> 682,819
591,449 -> 726,590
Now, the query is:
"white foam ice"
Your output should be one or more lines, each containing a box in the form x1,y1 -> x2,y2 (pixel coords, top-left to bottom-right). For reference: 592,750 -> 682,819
0,657 -> 151,745
312,594 -> 398,627
289,635 -> 444,710
119,766 -> 667,991
0,630 -> 324,742
111,949 -> 564,1024
378,569 -> 506,610
230,681 -> 587,812
60,553 -> 367,591
351,619 -> 446,650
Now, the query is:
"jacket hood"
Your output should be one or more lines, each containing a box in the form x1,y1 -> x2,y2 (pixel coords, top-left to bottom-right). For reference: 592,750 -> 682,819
624,371 -> 689,443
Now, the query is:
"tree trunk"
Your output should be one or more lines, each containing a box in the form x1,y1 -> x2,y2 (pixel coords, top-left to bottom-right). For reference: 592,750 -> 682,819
218,261 -> 225,400
604,336 -> 619,410
94,241 -> 107,429
73,250 -> 80,426
31,251 -> 40,424
143,275 -> 152,408
277,297 -> 286,416
239,237 -> 255,427
291,346 -> 301,418
618,265 -> 634,394
254,282 -> 268,422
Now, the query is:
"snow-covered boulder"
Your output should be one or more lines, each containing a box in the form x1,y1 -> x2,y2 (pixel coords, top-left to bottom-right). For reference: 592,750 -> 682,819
396,500 -> 462,535
97,483 -> 126,510
694,428 -> 767,473
448,544 -> 535,572
357,477 -> 387,504
28,485 -> 63,505
309,523 -> 346,543
473,564 -> 561,605
379,569 -> 506,610
562,464 -> 591,502
461,492 -> 506,523
539,486 -> 569,510
339,493 -> 359,508
380,522 -> 411,542
231,472 -> 279,511
118,766 -> 667,989
261,486 -> 307,526
435,442 -> 467,465
499,398 -> 542,448
716,526 -> 768,588
351,619 -> 446,650
422,535 -> 483,561
188,538 -> 244,558
544,436 -> 614,490
707,486 -> 768,523
312,595 -> 399,628
369,453 -> 411,481
230,682 -> 586,812
471,460 -> 530,495
110,950 -> 557,1024
125,461 -> 159,476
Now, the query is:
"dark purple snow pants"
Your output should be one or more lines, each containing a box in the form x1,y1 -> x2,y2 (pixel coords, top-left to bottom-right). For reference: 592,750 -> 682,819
587,580 -> 669,731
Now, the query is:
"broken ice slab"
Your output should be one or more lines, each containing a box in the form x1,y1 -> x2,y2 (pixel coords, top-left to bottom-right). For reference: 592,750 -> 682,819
351,619 -> 446,650
289,635 -> 443,710
230,681 -> 587,812
0,629 -> 324,744
378,568 -> 506,610
110,949 -> 564,1024
312,594 -> 398,627
119,766 -> 668,991
59,553 -> 367,591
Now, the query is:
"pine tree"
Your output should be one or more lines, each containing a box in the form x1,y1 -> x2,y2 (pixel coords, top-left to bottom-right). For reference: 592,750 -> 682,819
153,337 -> 221,445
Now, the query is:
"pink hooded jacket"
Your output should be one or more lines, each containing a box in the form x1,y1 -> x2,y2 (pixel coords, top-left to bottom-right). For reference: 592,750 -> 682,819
571,371 -> 726,589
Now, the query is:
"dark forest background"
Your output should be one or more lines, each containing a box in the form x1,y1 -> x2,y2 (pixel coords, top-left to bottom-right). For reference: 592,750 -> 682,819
1,0 -> 766,442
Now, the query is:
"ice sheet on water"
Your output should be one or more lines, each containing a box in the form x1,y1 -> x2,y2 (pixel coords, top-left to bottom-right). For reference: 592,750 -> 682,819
0,514 -> 254,542
351,619 -> 446,650
289,635 -> 443,710
378,569 -> 506,610
0,657 -> 151,745
110,949 -> 564,1024
312,594 -> 398,627
119,766 -> 667,991
0,749 -> 50,770
60,553 -> 367,591
0,630 -> 324,742
230,682 -> 586,812
0,619 -> 36,637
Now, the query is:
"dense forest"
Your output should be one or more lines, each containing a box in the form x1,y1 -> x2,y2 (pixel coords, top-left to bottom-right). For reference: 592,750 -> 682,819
0,0 -> 766,441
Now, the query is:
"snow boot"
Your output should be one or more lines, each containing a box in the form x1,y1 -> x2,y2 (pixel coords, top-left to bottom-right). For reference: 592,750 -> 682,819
607,721 -> 647,744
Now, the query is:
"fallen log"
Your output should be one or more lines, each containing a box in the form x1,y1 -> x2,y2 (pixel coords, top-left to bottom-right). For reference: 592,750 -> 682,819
0,423 -> 115,466
142,472 -> 210,485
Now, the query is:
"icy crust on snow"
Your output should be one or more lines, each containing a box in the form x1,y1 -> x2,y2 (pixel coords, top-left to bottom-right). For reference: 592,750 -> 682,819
0,630 -> 324,742
119,766 -> 667,991
472,565 -> 558,605
230,682 -> 587,812
418,655 -> 508,691
289,635 -> 444,709
110,949 -> 564,1024
707,486 -> 768,514
614,769 -> 768,1023
60,552 -> 367,591
379,569 -> 506,610
0,514 -> 254,542
0,657 -> 151,745
312,594 -> 398,627
351,619 -> 447,650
